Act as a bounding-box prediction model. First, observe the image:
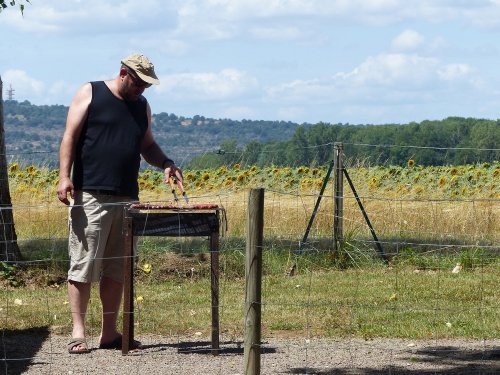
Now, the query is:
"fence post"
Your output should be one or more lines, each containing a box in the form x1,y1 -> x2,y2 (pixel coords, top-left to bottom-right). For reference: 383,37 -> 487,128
244,188 -> 264,375
333,143 -> 344,251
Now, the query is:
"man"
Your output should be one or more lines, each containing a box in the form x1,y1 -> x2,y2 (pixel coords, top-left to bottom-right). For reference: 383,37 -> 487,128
57,53 -> 182,354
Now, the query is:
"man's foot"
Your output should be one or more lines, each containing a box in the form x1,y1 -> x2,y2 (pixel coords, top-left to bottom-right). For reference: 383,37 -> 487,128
99,335 -> 141,350
68,338 -> 90,354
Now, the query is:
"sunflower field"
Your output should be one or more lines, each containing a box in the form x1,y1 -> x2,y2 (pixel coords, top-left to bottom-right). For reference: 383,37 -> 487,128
7,160 -> 499,200
5,160 -> 499,244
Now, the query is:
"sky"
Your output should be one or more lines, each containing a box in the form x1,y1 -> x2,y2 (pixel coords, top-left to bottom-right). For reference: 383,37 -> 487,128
2,0 -> 500,125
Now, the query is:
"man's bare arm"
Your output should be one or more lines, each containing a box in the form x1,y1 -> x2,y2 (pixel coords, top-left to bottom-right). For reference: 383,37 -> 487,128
57,83 -> 91,205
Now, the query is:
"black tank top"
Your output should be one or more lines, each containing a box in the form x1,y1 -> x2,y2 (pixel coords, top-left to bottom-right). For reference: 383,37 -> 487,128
72,81 -> 148,199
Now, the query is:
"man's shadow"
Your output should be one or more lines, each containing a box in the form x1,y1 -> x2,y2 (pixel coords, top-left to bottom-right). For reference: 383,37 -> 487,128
0,327 -> 50,375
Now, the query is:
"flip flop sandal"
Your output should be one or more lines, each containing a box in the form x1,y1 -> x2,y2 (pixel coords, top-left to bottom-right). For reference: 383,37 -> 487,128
68,338 -> 90,354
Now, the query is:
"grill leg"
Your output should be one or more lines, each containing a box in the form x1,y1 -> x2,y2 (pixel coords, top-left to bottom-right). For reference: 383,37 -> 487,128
210,231 -> 220,355
122,215 -> 134,355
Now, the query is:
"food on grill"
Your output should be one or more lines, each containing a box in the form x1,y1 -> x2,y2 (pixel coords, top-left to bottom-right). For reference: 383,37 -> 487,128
130,203 -> 219,210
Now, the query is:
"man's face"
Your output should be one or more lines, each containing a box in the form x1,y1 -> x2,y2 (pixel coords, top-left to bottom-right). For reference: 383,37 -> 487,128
121,68 -> 151,100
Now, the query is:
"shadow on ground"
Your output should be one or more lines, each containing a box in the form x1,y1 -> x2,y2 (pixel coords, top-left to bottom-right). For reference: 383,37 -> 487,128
143,339 -> 277,355
0,327 -> 50,375
286,345 -> 500,374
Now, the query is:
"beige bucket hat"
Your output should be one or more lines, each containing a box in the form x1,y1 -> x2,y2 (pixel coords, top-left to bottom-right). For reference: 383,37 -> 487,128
121,53 -> 160,85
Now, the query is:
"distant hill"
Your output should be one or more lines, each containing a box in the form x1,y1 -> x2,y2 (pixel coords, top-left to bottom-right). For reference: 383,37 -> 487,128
2,100 -> 302,167
3,100 -> 499,168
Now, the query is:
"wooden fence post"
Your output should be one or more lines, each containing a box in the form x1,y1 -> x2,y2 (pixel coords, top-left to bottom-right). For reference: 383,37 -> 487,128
334,143 -> 344,251
244,188 -> 264,375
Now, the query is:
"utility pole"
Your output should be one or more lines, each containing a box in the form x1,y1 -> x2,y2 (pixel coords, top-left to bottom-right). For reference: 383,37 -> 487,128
6,84 -> 15,100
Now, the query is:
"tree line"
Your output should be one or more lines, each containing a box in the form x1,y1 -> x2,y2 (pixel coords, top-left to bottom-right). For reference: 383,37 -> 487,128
3,100 -> 499,168
188,117 -> 500,168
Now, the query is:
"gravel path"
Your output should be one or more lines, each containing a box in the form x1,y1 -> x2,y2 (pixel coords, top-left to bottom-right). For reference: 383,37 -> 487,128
1,334 -> 499,374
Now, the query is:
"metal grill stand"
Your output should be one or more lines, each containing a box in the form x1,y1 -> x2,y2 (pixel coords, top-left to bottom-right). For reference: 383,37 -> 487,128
122,205 -> 223,355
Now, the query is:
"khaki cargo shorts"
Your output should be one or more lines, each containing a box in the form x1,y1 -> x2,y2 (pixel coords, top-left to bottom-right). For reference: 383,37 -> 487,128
67,191 -> 135,283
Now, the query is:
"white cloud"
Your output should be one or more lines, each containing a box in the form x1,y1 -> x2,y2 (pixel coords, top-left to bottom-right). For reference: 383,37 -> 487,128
265,78 -> 339,104
173,0 -> 500,33
266,52 -> 477,106
392,30 -> 424,51
13,0 -> 500,48
128,36 -> 190,57
1,70 -> 78,106
47,81 -> 79,103
10,0 -> 179,34
337,53 -> 439,88
428,36 -> 449,52
250,26 -> 304,41
157,69 -> 259,100
2,70 -> 45,97
437,63 -> 472,81
11,0 -> 500,39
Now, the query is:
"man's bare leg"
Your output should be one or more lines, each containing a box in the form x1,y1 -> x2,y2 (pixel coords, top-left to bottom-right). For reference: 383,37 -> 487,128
99,276 -> 123,344
68,280 -> 91,352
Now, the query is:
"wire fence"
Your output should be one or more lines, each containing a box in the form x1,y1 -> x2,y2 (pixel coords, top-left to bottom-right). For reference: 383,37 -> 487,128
0,143 -> 499,374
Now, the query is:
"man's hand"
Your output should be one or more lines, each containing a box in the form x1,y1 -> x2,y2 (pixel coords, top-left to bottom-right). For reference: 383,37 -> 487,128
164,164 -> 184,195
57,177 -> 74,205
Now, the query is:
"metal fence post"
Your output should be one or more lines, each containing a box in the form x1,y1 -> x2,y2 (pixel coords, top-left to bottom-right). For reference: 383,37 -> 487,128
334,143 -> 344,251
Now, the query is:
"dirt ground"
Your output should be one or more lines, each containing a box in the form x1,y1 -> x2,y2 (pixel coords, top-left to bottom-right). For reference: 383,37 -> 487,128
1,253 -> 498,374
0,332 -> 499,375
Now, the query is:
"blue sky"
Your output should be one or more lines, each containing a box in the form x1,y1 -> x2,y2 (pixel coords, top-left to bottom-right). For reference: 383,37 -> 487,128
2,0 -> 500,125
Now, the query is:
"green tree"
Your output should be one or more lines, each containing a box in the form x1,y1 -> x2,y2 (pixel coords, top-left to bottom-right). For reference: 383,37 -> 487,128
218,139 -> 241,166
305,122 -> 334,165
286,126 -> 310,166
469,120 -> 500,162
241,141 -> 262,167
186,153 -> 221,170
258,141 -> 288,166
0,0 -> 29,14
